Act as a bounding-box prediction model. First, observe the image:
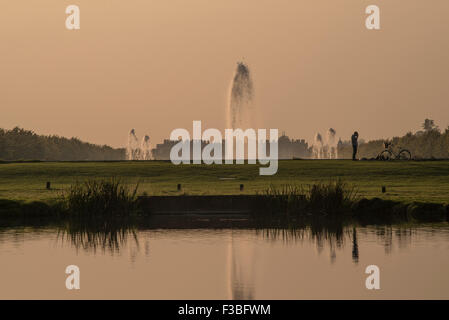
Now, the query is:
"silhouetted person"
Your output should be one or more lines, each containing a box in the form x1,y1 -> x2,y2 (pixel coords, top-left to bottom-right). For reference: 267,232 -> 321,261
351,131 -> 359,160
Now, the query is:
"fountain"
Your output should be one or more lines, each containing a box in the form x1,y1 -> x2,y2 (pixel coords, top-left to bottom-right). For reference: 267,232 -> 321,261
326,128 -> 338,159
226,62 -> 254,129
312,129 -> 339,159
126,129 -> 152,160
140,135 -> 152,160
313,133 -> 324,159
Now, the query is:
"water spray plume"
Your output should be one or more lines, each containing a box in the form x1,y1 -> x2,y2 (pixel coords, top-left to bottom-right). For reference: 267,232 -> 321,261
127,129 -> 152,160
313,133 -> 324,159
313,129 -> 339,159
141,135 -> 152,160
327,128 -> 338,159
227,62 -> 254,129
126,129 -> 139,160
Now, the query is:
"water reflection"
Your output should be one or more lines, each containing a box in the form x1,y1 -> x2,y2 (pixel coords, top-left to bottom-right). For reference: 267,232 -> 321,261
56,216 -> 139,254
17,214 -> 447,264
352,227 -> 359,263
4,215 -> 447,262
255,217 -> 351,264
227,231 -> 255,300
0,219 -> 448,299
254,220 -> 449,265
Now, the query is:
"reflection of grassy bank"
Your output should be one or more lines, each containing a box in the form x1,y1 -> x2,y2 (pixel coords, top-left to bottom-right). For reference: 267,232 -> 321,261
57,217 -> 138,253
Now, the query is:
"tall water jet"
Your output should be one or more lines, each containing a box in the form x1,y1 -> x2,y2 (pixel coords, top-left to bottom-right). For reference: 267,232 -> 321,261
126,129 -> 139,160
313,133 -> 324,159
326,128 -> 338,159
227,62 -> 254,129
140,135 -> 152,160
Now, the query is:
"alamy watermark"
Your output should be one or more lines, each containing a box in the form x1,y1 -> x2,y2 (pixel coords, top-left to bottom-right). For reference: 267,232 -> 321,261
64,5 -> 380,31
365,265 -> 381,290
65,265 -> 80,290
65,5 -> 80,30
169,121 -> 279,176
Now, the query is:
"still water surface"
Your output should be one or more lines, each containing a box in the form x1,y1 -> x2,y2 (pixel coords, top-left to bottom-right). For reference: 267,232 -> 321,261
0,224 -> 448,299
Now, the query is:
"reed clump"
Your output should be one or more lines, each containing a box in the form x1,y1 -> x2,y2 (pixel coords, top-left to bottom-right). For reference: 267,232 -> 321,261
262,180 -> 358,216
308,180 -> 358,215
63,178 -> 140,216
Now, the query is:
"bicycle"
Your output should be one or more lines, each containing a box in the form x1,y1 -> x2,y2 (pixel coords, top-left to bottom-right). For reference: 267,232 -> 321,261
377,142 -> 412,160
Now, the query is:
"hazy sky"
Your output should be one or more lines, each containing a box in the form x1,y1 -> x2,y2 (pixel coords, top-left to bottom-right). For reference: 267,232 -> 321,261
1,1 -> 448,148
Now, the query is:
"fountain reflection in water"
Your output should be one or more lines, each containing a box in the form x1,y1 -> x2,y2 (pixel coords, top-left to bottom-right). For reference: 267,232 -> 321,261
227,231 -> 255,299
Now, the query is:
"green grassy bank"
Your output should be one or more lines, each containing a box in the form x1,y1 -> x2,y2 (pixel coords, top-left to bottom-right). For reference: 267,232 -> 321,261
0,160 -> 448,204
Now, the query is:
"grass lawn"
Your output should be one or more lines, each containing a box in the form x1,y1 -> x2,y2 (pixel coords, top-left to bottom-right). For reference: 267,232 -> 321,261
0,160 -> 448,204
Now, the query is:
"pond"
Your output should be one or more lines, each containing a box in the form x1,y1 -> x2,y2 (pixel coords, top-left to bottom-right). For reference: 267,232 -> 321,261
0,223 -> 448,299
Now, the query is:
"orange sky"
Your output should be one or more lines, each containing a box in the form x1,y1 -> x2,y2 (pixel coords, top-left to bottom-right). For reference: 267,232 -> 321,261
1,1 -> 448,148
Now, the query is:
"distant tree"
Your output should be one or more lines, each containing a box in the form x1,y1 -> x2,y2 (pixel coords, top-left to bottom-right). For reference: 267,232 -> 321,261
422,119 -> 439,132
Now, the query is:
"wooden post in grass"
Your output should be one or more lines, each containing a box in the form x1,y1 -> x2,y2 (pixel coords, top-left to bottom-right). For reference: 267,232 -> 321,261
46,182 -> 51,190
177,184 -> 182,191
382,186 -> 386,193
240,184 -> 244,191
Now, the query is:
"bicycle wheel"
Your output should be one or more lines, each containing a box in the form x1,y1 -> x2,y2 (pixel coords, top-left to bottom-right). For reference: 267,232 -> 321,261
377,150 -> 392,161
398,150 -> 411,160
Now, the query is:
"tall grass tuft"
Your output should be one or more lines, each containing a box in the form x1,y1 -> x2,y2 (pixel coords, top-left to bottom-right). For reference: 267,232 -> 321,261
263,184 -> 307,217
262,180 -> 358,216
63,178 -> 139,216
307,180 -> 358,215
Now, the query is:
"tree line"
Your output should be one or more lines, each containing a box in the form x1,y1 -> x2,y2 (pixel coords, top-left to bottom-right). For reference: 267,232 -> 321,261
0,127 -> 125,161
1,120 -> 447,161
338,119 -> 449,159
